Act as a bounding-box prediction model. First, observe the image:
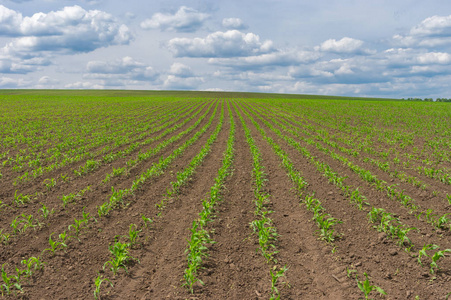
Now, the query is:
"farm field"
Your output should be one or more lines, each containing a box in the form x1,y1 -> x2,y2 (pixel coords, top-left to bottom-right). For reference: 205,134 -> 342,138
0,90 -> 451,299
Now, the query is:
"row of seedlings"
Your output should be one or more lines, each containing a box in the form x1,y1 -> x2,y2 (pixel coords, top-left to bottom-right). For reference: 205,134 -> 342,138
183,101 -> 235,293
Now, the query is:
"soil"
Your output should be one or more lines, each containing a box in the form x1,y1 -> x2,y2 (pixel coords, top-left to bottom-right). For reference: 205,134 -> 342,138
1,98 -> 450,300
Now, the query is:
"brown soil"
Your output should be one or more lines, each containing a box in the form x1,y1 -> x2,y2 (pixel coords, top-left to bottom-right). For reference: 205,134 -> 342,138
1,98 -> 450,300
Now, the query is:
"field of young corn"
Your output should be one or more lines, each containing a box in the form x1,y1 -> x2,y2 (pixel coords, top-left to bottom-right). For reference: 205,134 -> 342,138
0,90 -> 450,299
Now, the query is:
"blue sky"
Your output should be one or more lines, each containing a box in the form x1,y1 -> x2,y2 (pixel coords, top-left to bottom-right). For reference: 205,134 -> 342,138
1,0 -> 451,98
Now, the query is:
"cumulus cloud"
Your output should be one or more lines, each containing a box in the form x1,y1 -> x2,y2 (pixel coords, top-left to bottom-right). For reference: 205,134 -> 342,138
222,18 -> 246,29
417,52 -> 451,64
163,62 -> 203,89
316,37 -> 372,54
0,5 -> 23,35
169,62 -> 194,77
209,49 -> 320,70
0,55 -> 51,74
65,81 -> 104,89
163,75 -> 204,90
0,76 -> 28,87
167,30 -> 274,58
393,15 -> 451,47
34,76 -> 60,89
0,5 -> 132,55
410,15 -> 451,37
85,56 -> 158,81
140,6 -> 209,32
38,76 -> 59,85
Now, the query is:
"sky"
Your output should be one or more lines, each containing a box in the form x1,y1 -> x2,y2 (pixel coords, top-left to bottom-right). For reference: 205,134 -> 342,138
1,0 -> 451,98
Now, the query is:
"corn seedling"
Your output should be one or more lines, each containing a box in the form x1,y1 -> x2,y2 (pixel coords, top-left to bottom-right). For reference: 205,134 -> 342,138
93,274 -> 113,300
60,173 -> 69,182
43,233 -> 65,255
435,213 -> 450,229
0,230 -> 10,245
13,190 -> 31,206
21,257 -> 44,276
347,267 -> 357,278
141,215 -> 153,229
356,272 -> 387,300
430,249 -> 451,274
103,241 -> 137,275
314,213 -> 342,243
43,178 -> 57,190
1,264 -> 23,296
68,217 -> 87,237
183,222 -> 213,293
124,224 -> 141,248
269,265 -> 288,300
39,203 -> 53,219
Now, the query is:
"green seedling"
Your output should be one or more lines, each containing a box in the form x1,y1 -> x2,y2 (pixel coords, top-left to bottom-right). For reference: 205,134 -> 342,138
368,207 -> 385,224
418,244 -> 439,266
183,222 -> 213,293
60,173 -> 69,182
425,209 -> 437,223
124,224 -> 141,248
446,194 -> 451,205
269,265 -> 288,300
43,233 -> 65,255
39,203 -> 53,219
103,241 -> 137,275
396,227 -> 416,248
347,267 -> 357,278
21,257 -> 44,276
1,264 -> 22,296
356,272 -> 387,300
430,249 -> 451,274
68,217 -> 87,237
141,215 -> 153,229
97,202 -> 111,218
0,230 -> 10,245
13,190 -> 31,206
93,274 -> 113,300
81,207 -> 92,223
436,214 -> 450,229
58,230 -> 71,249
10,217 -> 19,235
43,178 -> 56,190
314,214 -> 341,243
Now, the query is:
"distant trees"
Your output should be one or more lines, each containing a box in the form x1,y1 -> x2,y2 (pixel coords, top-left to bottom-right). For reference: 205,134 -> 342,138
402,98 -> 451,102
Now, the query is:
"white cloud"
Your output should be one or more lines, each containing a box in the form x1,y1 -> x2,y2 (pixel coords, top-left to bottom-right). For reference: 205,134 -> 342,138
163,62 -> 203,89
222,18 -> 246,29
163,74 -> 204,90
417,52 -> 451,64
65,81 -> 104,89
317,37 -> 371,54
169,62 -> 193,77
140,6 -> 209,32
0,5 -> 132,55
167,30 -> 274,58
209,49 -> 320,70
393,15 -> 451,48
0,76 -> 28,87
410,15 -> 451,37
85,56 -> 158,81
37,76 -> 59,85
0,5 -> 22,35
34,76 -> 60,89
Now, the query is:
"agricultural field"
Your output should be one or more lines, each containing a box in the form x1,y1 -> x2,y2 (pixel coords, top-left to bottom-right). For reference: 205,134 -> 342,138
0,90 -> 450,299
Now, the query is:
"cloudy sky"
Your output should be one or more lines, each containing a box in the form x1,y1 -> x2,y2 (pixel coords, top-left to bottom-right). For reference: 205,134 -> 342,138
1,0 -> 451,98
